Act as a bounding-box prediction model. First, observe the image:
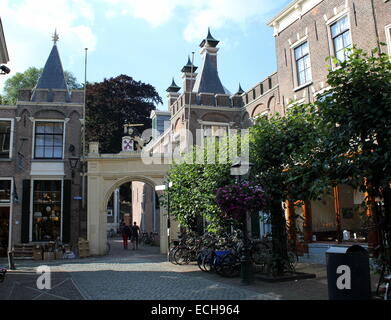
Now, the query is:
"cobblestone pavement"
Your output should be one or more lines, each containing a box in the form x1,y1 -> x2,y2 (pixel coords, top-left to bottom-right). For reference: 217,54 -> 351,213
0,239 -> 275,300
0,239 -> 381,300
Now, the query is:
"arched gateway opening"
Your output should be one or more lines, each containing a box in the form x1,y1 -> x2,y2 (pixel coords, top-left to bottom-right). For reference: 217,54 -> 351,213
105,178 -> 161,247
86,142 -> 171,256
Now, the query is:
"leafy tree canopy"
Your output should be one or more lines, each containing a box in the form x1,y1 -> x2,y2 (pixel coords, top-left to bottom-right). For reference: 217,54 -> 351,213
162,136 -> 243,234
250,104 -> 329,203
1,67 -> 81,105
86,74 -> 162,154
316,47 -> 391,198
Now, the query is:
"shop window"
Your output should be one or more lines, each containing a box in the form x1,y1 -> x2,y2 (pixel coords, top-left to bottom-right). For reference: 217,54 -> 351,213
0,120 -> 11,159
0,180 -> 11,203
294,41 -> 312,86
330,16 -> 352,62
32,180 -> 62,242
34,122 -> 64,159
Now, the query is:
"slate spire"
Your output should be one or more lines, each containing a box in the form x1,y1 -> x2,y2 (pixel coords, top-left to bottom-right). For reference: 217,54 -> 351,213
181,56 -> 198,73
31,31 -> 68,101
166,77 -> 181,93
192,28 -> 227,95
236,83 -> 244,95
199,27 -> 220,48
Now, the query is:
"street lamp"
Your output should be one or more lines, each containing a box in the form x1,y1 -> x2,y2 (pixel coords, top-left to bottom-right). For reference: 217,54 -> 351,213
231,157 -> 254,285
68,156 -> 80,179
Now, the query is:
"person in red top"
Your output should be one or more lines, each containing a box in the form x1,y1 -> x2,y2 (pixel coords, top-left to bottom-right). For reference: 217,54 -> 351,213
121,223 -> 131,250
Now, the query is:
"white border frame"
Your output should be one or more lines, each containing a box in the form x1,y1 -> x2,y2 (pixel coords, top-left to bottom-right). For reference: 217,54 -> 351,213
0,118 -> 14,159
32,119 -> 66,160
385,24 -> 391,57
326,11 -> 353,69
29,178 -> 64,243
0,177 -> 13,255
291,37 -> 313,90
0,177 -> 12,206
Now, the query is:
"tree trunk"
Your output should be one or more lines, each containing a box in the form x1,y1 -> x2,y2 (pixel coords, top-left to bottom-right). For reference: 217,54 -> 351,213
270,199 -> 289,276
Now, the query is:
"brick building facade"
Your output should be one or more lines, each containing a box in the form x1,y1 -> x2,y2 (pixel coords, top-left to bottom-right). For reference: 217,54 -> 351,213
0,38 -> 84,256
144,0 -> 390,246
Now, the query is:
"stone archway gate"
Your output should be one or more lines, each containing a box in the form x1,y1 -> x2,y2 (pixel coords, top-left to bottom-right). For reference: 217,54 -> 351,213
86,142 -> 171,255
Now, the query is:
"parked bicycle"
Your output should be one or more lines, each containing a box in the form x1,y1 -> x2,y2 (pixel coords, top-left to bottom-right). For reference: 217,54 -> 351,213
140,232 -> 158,246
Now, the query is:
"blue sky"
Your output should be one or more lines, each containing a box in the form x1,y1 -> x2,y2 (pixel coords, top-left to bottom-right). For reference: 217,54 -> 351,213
0,0 -> 292,110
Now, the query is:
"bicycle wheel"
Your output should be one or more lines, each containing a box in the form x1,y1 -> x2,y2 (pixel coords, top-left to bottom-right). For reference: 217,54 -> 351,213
174,247 -> 190,265
288,250 -> 298,267
250,242 -> 270,265
219,253 -> 240,278
202,252 -> 216,272
169,246 -> 178,264
197,251 -> 206,271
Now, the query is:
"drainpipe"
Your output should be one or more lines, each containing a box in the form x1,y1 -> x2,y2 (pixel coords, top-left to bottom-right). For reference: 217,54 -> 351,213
8,179 -> 15,270
370,0 -> 381,52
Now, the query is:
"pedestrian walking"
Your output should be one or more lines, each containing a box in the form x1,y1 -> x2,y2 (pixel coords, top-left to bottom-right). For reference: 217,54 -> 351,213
122,223 -> 131,250
131,221 -> 140,250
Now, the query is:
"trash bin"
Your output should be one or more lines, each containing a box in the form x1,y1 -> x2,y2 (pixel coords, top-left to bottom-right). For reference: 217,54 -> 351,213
326,245 -> 371,300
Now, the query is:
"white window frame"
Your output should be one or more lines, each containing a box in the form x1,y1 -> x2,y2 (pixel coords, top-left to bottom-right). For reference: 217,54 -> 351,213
0,177 -> 13,206
326,12 -> 353,68
385,24 -> 391,57
201,121 -> 230,143
32,119 -> 66,160
29,178 -> 64,243
291,38 -> 313,90
0,118 -> 14,159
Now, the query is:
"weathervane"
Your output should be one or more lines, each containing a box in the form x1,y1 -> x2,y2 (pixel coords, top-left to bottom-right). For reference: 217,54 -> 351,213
52,29 -> 59,45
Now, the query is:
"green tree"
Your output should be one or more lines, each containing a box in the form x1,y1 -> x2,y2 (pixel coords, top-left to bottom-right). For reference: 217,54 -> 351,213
162,141 -> 234,235
1,67 -> 81,104
250,105 -> 328,275
86,75 -> 162,154
316,47 -> 391,269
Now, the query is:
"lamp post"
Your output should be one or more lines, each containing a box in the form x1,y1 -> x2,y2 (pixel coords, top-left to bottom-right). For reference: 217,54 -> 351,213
231,157 -> 254,285
68,156 -> 80,179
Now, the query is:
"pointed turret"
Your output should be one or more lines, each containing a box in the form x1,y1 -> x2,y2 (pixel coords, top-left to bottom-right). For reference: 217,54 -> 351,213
199,28 -> 220,48
166,77 -> 181,108
236,83 -> 244,95
181,56 -> 198,73
181,55 -> 198,93
192,29 -> 226,95
31,31 -> 69,102
166,78 -> 181,93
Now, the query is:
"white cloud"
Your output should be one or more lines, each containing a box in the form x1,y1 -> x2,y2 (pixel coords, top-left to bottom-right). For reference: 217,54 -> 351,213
0,0 -> 97,91
102,0 -> 287,41
103,0 -> 183,27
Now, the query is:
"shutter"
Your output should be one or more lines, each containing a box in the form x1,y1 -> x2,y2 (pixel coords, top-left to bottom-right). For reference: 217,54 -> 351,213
62,180 -> 72,243
21,180 -> 31,243
251,212 -> 261,238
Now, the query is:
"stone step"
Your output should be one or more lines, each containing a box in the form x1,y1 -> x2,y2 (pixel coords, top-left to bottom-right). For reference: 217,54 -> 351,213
12,244 -> 34,259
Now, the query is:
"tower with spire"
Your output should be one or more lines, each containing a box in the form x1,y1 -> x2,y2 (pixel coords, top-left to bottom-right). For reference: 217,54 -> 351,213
10,31 -> 86,245
192,28 -> 227,95
166,77 -> 181,108
181,55 -> 198,94
30,30 -> 71,102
